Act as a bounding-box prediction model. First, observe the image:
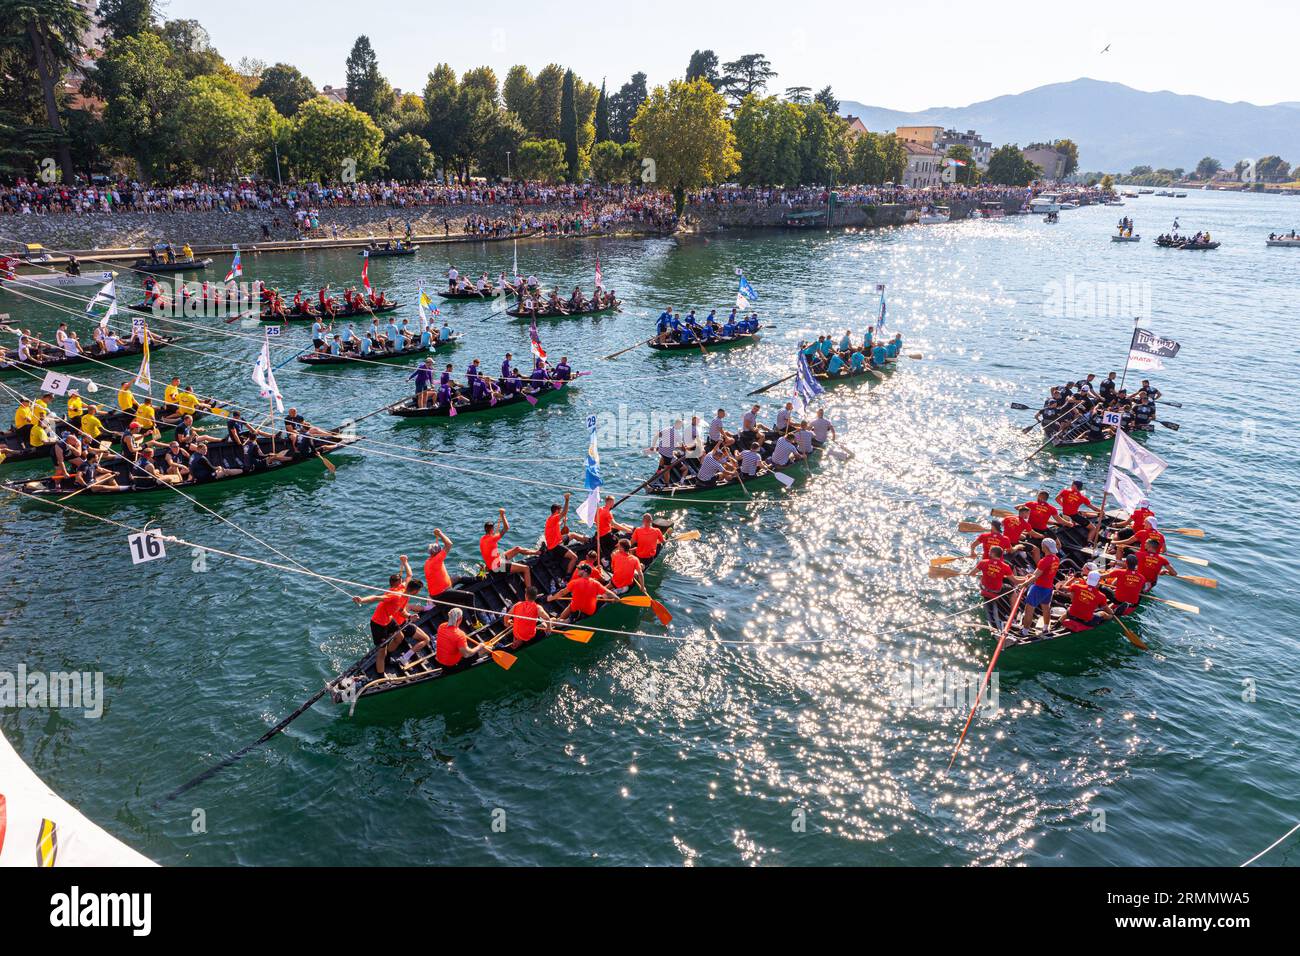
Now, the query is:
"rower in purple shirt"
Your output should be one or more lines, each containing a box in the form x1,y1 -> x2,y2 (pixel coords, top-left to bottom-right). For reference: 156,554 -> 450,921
551,355 -> 572,382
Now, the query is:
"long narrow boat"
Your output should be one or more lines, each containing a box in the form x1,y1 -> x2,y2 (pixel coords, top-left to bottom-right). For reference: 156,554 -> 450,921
1110,234 -> 1141,242
358,245 -> 418,258
648,440 -> 828,502
325,519 -> 678,707
814,360 -> 896,388
388,377 -> 576,420
0,337 -> 171,376
296,334 -> 462,366
259,303 -> 401,323
131,257 -> 212,273
5,432 -> 357,500
1265,238 -> 1300,247
0,405 -> 225,465
1,270 -> 117,290
1041,421 -> 1154,455
436,287 -> 514,301
506,300 -> 620,320
647,332 -> 760,353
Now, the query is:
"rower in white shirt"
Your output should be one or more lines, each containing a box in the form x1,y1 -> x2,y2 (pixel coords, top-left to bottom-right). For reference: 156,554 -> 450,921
810,408 -> 836,444
770,433 -> 803,467
707,408 -> 731,447
774,402 -> 795,432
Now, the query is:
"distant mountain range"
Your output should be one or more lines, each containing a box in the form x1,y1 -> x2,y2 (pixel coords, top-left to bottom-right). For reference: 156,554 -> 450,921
840,78 -> 1300,173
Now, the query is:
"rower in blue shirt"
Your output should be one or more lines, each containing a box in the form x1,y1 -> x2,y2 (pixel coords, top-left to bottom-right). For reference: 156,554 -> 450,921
802,340 -> 820,358
722,316 -> 737,337
419,326 -> 432,348
838,330 -> 852,352
886,333 -> 902,358
746,313 -> 759,333
329,335 -> 342,356
656,307 -> 675,339
826,352 -> 846,376
342,324 -> 357,346
357,335 -> 372,355
703,313 -> 720,340
849,349 -> 866,371
871,343 -> 888,368
819,336 -> 833,357
384,321 -> 400,351
863,328 -> 874,352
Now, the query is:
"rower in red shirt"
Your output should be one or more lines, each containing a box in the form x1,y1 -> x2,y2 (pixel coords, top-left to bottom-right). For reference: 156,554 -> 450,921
970,519 -> 1010,559
1020,537 -> 1061,635
1055,479 -> 1100,526
630,514 -> 666,561
509,587 -> 554,648
1109,498 -> 1155,548
593,494 -> 631,557
542,492 -> 579,575
1018,490 -> 1060,545
1060,570 -> 1114,632
435,607 -> 483,668
970,545 -> 1022,630
1100,554 -> 1145,615
423,528 -> 453,599
479,507 -> 535,590
549,565 -> 619,622
609,539 -> 646,594
352,555 -> 429,675
1135,537 -> 1177,591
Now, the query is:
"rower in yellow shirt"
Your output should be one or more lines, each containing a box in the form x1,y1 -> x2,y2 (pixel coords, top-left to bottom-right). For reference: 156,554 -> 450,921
13,398 -> 33,431
163,376 -> 182,413
79,405 -> 105,441
176,387 -> 199,417
27,420 -> 49,448
66,389 -> 86,426
117,382 -> 138,413
133,397 -> 157,433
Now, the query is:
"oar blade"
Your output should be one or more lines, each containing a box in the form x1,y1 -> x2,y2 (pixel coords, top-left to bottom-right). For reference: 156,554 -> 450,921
490,649 -> 517,670
650,599 -> 673,625
1171,527 -> 1206,538
619,595 -> 652,608
1179,574 -> 1217,589
1118,619 -> 1147,650
673,529 -> 701,542
561,629 -> 594,643
957,521 -> 987,534
929,555 -> 963,566
929,567 -> 963,579
990,507 -> 1014,518
773,471 -> 796,488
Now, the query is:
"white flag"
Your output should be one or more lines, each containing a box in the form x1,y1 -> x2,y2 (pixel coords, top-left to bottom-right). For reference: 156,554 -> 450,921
85,278 -> 117,315
1112,428 -> 1167,490
1105,464 -> 1147,513
253,339 -> 284,412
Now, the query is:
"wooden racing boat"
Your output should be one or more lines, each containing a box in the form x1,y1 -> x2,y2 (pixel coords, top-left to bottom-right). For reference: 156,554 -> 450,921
647,332 -> 760,353
131,257 -> 212,273
260,303 -> 401,322
388,377 -> 577,420
359,244 -> 418,258
296,334 -> 462,366
436,287 -> 515,301
506,299 -> 620,320
648,440 -> 828,502
0,336 -> 171,376
1111,234 -> 1141,242
1,269 -> 117,290
814,359 -> 896,388
4,431 -> 358,500
1265,237 -> 1300,247
0,405 -> 226,466
325,519 -> 678,707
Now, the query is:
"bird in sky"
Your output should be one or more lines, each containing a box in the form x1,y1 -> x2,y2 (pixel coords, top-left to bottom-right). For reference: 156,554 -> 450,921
1100,43 -> 1111,53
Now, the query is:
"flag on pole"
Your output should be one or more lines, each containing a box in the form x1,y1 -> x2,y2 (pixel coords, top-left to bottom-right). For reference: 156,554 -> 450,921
361,251 -> 372,295
736,270 -> 759,311
876,284 -> 887,333
252,334 -> 284,412
85,278 -> 117,318
576,414 -> 604,525
1127,327 -> 1180,373
791,350 -> 825,419
1111,428 -> 1168,489
131,327 -> 152,393
417,281 -> 432,324
224,250 -> 242,283
512,239 -> 518,277
944,157 -> 968,168
595,253 -> 603,290
1104,463 -> 1147,513
529,316 -> 547,361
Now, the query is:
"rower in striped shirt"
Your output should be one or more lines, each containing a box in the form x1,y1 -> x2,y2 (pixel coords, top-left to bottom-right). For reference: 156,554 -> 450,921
694,444 -> 736,486
792,422 -> 817,455
774,402 -> 795,432
810,408 -> 836,444
738,442 -> 767,478
770,432 -> 803,467
739,404 -> 765,450
707,408 -> 732,448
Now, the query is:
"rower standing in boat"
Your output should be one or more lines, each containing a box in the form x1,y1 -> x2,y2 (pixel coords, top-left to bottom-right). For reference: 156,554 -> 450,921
409,359 -> 435,409
352,556 -> 430,677
739,405 -> 765,450
609,539 -> 647,595
480,507 -> 536,591
630,513 -> 666,562
1056,479 -> 1100,529
543,493 -> 580,575
1020,537 -> 1061,636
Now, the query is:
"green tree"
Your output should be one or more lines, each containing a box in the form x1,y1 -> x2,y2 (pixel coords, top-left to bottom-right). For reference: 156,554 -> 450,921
476,109 -> 527,179
383,132 -> 435,180
814,85 -> 839,115
461,66 -> 499,104
0,0 -> 89,182
95,0 -> 157,40
421,64 -> 460,171
608,72 -> 647,143
631,77 -> 738,213
502,65 -> 536,130
595,80 -> 610,143
158,19 -> 224,79
515,139 -> 567,183
784,86 -> 812,104
985,144 -> 1040,186
799,102 -> 841,185
91,30 -> 184,180
1194,156 -> 1221,180
288,96 -> 383,182
1051,138 -> 1079,176
1255,155 -> 1290,182
590,139 -> 631,183
560,69 -> 579,181
531,63 -> 565,139
1100,173 -> 1115,191
719,53 -> 776,109
685,50 -> 720,87
878,133 -> 907,182
168,74 -> 277,180
733,94 -> 802,186
345,35 -> 393,120
252,63 -> 316,118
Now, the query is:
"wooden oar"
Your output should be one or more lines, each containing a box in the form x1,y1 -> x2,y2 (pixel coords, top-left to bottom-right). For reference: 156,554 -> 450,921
748,372 -> 796,396
957,521 -> 987,534
929,566 -> 963,579
1115,615 -> 1147,650
948,586 -> 1027,771
930,555 -> 971,567
603,338 -> 650,360
1146,593 -> 1199,614
559,628 -> 594,644
1168,551 -> 1209,567
479,633 -> 517,670
1170,527 -> 1205,538
990,507 -> 1014,518
672,529 -> 701,542
619,595 -> 652,608
316,453 -> 336,473
1158,420 -> 1180,431
1175,574 -> 1217,589
612,458 -> 678,508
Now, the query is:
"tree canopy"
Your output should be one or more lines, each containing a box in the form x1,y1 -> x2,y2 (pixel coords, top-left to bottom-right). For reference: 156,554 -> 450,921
631,77 -> 738,210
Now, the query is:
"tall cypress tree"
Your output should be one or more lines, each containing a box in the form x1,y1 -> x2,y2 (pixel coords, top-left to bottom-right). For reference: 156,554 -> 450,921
560,68 -> 579,181
595,79 -> 610,143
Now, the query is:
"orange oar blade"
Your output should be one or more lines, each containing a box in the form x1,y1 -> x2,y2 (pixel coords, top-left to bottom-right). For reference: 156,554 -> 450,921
673,529 -> 701,542
1171,527 -> 1205,538
957,521 -> 987,534
650,599 -> 673,625
561,629 -> 594,643
620,595 -> 652,607
490,649 -> 517,670
1180,575 -> 1217,589
990,507 -> 1014,518
930,555 -> 963,566
929,567 -> 963,579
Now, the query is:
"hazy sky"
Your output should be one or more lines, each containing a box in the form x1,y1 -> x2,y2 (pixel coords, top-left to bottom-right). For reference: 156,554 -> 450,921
166,0 -> 1300,111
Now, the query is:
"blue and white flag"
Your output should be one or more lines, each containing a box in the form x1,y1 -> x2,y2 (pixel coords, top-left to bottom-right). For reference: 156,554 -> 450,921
736,270 -> 759,311
577,413 -> 604,525
85,278 -> 117,320
792,350 -> 825,419
876,283 -> 887,333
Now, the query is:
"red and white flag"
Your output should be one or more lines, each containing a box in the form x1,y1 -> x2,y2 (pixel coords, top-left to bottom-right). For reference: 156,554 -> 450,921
529,317 -> 547,361
361,251 -> 372,295
595,253 -> 603,290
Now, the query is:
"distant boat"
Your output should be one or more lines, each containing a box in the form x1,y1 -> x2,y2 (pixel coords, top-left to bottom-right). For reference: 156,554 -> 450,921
917,206 -> 950,224
1,269 -> 116,290
1029,193 -> 1061,214
1266,236 -> 1300,247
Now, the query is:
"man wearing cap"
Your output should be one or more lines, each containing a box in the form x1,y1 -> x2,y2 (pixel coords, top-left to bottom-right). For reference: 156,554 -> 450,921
1060,570 -> 1115,632
1020,537 -> 1061,636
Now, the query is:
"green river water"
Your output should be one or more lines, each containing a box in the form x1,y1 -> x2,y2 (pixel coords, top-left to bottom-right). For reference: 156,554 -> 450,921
1,189 -> 1296,866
